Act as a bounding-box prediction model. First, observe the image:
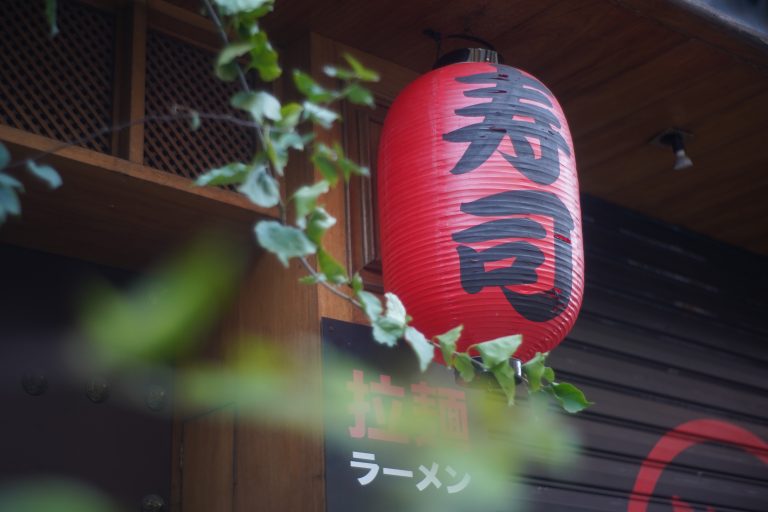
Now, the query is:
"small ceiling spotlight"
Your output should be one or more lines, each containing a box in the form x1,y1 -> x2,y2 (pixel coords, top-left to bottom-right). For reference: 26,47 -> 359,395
653,129 -> 694,170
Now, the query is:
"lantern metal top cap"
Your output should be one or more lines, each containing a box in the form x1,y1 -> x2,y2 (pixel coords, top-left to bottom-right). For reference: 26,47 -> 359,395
423,30 -> 502,69
433,48 -> 500,69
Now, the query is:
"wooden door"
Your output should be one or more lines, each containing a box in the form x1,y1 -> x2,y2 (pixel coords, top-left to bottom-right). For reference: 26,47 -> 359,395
0,244 -> 173,510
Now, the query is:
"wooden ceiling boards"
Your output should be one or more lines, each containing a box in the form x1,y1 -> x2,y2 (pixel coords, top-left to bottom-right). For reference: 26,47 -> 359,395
258,0 -> 768,254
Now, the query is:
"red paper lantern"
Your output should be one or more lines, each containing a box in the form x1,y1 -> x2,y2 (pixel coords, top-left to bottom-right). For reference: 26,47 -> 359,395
378,57 -> 584,363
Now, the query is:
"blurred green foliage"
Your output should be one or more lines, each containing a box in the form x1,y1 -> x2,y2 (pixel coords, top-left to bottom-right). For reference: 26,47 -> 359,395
80,235 -> 246,367
0,0 -> 589,509
0,479 -> 118,512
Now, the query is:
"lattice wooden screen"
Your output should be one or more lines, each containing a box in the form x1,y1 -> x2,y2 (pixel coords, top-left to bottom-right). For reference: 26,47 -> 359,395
0,0 -> 115,153
144,31 -> 256,181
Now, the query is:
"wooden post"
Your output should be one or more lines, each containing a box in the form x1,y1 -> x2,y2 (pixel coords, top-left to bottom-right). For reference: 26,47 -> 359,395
112,0 -> 147,162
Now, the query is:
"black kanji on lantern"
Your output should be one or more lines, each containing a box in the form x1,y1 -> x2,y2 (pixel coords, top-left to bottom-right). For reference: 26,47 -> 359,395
443,66 -> 570,185
451,190 -> 574,323
444,66 -> 576,322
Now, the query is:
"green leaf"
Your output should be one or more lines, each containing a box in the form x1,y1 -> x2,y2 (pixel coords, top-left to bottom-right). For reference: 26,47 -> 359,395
305,206 -> 336,244
0,142 -> 9,169
215,61 -> 240,82
522,352 -> 547,392
343,53 -> 380,82
372,317 -> 403,347
265,130 -> 303,177
0,173 -> 23,190
238,165 -> 280,208
299,274 -> 323,285
356,290 -> 382,323
302,102 -> 338,128
311,144 -> 339,185
351,273 -> 363,294
214,0 -> 273,15
405,326 -> 434,372
343,83 -> 374,107
45,0 -> 59,37
189,110 -> 201,131
195,162 -> 250,186
301,132 -> 316,146
436,325 -> 463,365
217,41 -> 254,68
475,334 -> 523,369
322,65 -> 354,80
254,220 -> 316,267
331,142 -> 368,181
0,188 -> 19,223
317,248 -> 348,284
248,31 -> 281,81
340,160 -> 368,180
543,366 -> 555,383
292,71 -> 335,103
369,292 -> 408,348
383,292 -> 407,327
491,362 -> 517,406
275,132 -> 305,151
293,180 -> 329,227
262,129 -> 284,177
549,382 -> 593,413
231,90 -> 281,123
277,103 -> 303,130
0,186 -> 21,216
25,160 -> 62,189
454,353 -> 476,382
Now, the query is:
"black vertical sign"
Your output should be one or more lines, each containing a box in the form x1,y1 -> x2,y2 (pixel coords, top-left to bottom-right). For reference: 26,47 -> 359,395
322,318 -> 502,512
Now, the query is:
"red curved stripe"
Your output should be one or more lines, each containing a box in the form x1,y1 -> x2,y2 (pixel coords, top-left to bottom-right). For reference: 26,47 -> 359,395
628,419 -> 768,512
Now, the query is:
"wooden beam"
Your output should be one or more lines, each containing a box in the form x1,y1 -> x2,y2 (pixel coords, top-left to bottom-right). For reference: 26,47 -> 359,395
147,0 -> 221,52
0,126 -> 274,268
0,125 -> 273,214
613,0 -> 768,72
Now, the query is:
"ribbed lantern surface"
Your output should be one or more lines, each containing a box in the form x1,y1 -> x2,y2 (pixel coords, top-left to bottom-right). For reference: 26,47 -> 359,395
378,62 -> 584,363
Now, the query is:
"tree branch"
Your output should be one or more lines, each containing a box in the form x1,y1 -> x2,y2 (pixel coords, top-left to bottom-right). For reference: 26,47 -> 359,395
298,256 -> 360,305
201,0 -> 251,94
201,0 -> 287,224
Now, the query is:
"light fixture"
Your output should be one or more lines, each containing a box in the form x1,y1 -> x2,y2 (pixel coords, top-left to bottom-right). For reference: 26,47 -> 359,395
653,129 -> 693,170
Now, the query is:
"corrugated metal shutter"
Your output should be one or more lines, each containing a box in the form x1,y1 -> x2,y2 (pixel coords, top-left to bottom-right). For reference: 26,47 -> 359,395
522,196 -> 768,511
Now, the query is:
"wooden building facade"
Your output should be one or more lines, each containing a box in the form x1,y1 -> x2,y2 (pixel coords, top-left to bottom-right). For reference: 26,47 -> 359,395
1,0 -> 767,511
